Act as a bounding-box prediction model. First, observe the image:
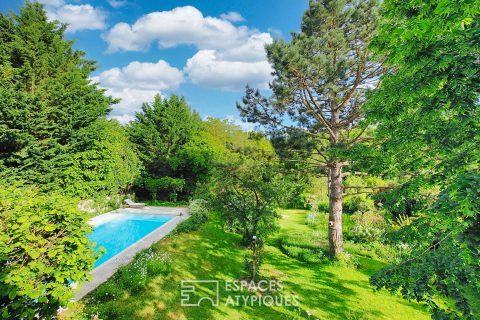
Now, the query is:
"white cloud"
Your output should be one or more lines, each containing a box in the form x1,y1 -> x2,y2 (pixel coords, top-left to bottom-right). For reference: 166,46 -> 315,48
218,33 -> 272,62
185,50 -> 272,91
103,6 -> 255,53
39,0 -> 107,33
47,4 -> 106,33
91,60 -> 183,123
106,88 -> 160,123
95,59 -> 184,91
102,6 -> 273,91
220,11 -> 245,23
108,0 -> 127,8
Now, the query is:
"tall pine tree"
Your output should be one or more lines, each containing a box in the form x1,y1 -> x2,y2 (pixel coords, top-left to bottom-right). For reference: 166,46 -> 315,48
238,0 -> 382,257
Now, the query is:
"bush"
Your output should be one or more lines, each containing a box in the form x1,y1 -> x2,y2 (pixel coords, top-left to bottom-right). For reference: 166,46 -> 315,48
332,252 -> 359,269
144,176 -> 185,201
343,196 -> 375,214
348,211 -> 387,243
189,199 -> 209,224
350,225 -> 385,243
0,185 -> 96,319
172,199 -> 210,235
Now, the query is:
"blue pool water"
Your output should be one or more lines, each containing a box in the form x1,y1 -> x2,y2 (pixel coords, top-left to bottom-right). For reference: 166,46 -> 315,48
89,214 -> 172,268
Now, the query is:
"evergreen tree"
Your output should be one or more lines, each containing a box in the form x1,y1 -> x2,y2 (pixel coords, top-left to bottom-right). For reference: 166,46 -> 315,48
238,0 -> 382,257
0,2 -> 138,197
129,94 -> 208,199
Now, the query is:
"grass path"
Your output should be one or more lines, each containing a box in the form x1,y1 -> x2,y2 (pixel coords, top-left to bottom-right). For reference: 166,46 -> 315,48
81,210 -> 431,320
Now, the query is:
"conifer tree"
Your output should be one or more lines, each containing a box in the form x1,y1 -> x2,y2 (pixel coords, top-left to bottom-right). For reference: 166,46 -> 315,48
0,2 -> 138,197
238,0 -> 382,257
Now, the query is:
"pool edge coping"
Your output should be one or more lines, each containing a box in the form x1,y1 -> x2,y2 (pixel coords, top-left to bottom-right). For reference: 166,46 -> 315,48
74,206 -> 189,301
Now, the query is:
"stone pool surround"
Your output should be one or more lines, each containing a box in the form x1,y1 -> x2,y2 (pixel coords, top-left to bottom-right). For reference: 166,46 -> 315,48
75,206 -> 190,300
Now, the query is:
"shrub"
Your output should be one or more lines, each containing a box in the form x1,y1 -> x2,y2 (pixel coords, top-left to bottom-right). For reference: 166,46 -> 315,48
332,252 -> 359,269
348,211 -> 387,243
343,196 -> 375,214
189,199 -> 209,224
171,199 -> 210,235
144,176 -> 185,201
350,225 -> 385,243
0,185 -> 96,319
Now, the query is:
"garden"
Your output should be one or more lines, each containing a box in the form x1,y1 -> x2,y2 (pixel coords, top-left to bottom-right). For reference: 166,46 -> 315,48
0,1 -> 479,320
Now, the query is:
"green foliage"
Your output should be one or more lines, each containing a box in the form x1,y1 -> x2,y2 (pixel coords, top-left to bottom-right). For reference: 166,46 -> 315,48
348,211 -> 387,243
237,0 -> 382,258
60,119 -> 141,197
0,3 -> 137,198
171,199 -> 210,235
0,185 -> 96,319
279,233 -> 326,264
115,250 -> 172,294
188,199 -> 210,223
129,94 -> 211,200
211,148 -> 283,246
91,281 -> 121,303
364,0 -> 480,318
144,176 -> 185,201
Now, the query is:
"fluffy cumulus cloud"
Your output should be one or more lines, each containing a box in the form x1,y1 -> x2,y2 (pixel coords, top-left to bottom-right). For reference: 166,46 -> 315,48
91,60 -> 184,123
104,88 -> 160,123
38,0 -> 106,33
95,60 -> 184,91
103,6 -> 273,91
185,50 -> 272,91
103,6 -> 253,52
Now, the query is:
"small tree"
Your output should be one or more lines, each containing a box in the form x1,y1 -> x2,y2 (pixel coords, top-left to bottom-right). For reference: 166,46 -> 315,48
212,148 -> 283,280
238,0 -> 382,258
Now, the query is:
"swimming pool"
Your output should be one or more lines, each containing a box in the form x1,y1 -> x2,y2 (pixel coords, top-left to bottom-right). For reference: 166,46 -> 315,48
89,213 -> 172,268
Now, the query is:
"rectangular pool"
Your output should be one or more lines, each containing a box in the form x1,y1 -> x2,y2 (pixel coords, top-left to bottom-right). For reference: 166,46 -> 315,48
89,213 -> 172,268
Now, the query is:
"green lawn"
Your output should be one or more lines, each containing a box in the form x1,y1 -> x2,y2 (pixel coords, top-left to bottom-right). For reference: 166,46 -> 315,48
78,210 -> 432,320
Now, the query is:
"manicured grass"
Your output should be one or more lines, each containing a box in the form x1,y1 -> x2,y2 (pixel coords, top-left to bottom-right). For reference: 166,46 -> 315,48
79,210 -> 431,320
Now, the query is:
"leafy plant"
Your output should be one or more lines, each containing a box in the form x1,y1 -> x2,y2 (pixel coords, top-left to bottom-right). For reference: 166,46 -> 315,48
0,185 -> 96,319
364,0 -> 480,316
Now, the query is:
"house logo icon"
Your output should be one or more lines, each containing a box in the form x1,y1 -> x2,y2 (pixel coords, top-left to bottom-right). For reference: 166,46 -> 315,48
180,280 -> 220,307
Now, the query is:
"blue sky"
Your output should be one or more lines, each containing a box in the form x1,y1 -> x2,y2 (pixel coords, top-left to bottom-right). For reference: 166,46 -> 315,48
1,0 -> 308,124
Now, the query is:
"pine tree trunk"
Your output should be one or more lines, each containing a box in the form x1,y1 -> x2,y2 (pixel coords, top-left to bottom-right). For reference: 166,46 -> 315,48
328,162 -> 344,258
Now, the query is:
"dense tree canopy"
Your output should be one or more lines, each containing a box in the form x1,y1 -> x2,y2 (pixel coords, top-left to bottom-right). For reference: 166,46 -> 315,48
0,2 -> 139,198
129,94 -> 211,200
362,0 -> 480,318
